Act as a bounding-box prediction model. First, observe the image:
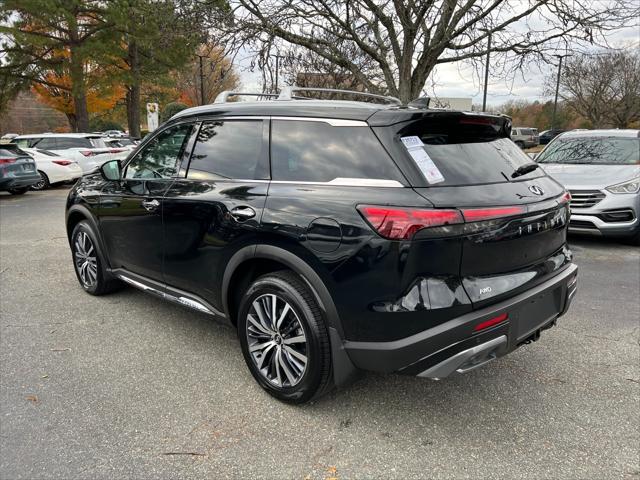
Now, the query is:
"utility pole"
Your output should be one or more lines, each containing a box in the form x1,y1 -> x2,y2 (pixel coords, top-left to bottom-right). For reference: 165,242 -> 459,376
482,32 -> 492,112
196,54 -> 206,105
552,55 -> 565,129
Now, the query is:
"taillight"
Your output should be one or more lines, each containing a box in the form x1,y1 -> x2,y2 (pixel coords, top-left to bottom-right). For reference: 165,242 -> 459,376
80,150 -> 95,157
357,206 -> 463,240
559,191 -> 571,205
0,158 -> 17,164
461,206 -> 526,222
52,160 -> 74,166
109,149 -> 124,153
474,313 -> 508,332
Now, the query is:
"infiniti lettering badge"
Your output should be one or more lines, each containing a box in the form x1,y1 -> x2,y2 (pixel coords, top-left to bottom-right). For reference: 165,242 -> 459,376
529,185 -> 544,195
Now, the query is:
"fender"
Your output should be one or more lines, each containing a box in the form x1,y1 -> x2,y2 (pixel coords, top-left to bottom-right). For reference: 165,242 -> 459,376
66,204 -> 114,274
222,244 -> 359,386
222,244 -> 345,337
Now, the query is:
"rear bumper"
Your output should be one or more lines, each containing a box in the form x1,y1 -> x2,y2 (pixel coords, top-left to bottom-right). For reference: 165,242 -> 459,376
0,173 -> 41,190
344,263 -> 578,376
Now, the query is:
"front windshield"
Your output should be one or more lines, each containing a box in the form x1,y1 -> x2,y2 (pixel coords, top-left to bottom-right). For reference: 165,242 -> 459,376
537,136 -> 640,165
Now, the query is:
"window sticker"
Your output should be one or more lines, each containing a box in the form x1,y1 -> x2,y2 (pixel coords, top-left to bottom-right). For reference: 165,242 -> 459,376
400,136 -> 445,184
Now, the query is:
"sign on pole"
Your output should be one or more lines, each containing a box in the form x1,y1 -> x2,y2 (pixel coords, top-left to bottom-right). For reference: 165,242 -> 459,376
146,103 -> 159,131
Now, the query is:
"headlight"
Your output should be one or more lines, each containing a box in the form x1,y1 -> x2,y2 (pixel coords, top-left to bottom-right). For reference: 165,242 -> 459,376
606,177 -> 640,194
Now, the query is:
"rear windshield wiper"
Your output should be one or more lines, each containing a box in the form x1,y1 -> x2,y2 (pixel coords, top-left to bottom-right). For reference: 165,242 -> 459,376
511,163 -> 539,178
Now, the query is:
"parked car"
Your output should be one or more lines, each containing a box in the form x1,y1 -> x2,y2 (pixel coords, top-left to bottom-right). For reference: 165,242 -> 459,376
12,133 -> 129,173
0,145 -> 41,194
19,147 -> 83,190
539,129 -> 565,145
511,127 -> 539,148
536,129 -> 639,243
104,138 -> 136,153
65,88 -> 578,403
0,133 -> 19,144
103,129 -> 126,138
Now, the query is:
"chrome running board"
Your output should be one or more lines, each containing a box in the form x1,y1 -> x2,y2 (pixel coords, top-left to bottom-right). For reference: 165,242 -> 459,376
114,270 -> 224,318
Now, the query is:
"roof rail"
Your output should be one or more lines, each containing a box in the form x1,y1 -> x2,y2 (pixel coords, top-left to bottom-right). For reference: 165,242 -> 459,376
214,91 -> 279,103
278,86 -> 402,105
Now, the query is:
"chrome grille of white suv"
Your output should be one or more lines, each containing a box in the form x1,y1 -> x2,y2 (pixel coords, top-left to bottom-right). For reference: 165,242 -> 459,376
569,189 -> 606,209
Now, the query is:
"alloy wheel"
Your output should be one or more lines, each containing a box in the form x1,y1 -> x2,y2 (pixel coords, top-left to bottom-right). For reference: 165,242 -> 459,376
245,293 -> 308,387
74,231 -> 98,288
31,172 -> 48,190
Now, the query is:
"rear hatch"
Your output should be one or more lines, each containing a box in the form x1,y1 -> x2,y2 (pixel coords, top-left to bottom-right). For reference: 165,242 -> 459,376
0,146 -> 37,178
372,111 -> 571,307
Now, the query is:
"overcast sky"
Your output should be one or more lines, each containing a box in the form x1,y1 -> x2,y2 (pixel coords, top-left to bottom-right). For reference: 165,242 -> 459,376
234,20 -> 640,107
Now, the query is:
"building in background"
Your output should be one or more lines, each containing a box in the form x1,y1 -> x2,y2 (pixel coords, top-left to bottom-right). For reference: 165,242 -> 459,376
0,91 -> 69,135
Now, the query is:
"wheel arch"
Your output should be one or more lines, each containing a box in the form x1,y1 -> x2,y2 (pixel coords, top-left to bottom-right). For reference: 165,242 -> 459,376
222,244 -> 357,387
222,245 -> 343,337
65,205 -> 112,270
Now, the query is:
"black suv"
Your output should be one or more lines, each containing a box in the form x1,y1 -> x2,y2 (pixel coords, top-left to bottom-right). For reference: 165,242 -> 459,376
66,88 -> 578,403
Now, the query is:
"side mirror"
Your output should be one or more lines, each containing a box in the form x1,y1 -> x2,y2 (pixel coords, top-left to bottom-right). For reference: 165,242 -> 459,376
527,152 -> 539,161
100,160 -> 121,181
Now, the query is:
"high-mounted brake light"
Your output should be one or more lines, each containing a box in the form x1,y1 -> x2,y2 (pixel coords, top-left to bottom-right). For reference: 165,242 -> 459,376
357,206 -> 463,240
52,160 -> 74,166
461,206 -> 526,222
474,313 -> 508,332
0,158 -> 17,164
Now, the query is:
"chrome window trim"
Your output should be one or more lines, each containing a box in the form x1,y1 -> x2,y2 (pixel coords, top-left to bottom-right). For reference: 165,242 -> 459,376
224,178 -> 404,187
271,116 -> 368,127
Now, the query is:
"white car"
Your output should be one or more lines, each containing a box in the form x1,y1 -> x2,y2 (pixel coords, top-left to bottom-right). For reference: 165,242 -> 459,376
12,133 -> 129,173
104,137 -> 136,153
20,148 -> 83,190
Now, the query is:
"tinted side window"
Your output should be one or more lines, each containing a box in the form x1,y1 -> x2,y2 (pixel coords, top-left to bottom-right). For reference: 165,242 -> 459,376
125,124 -> 193,179
270,120 -> 403,182
35,138 -> 57,149
57,138 -> 90,149
187,120 -> 266,180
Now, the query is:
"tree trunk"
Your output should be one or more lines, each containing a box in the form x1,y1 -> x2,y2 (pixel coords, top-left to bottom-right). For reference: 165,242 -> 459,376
126,41 -> 142,138
65,113 -> 77,132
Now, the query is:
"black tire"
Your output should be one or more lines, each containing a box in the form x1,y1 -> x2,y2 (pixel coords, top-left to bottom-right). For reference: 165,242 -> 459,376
30,171 -> 50,190
515,141 -> 525,149
237,271 -> 332,404
8,187 -> 28,195
70,221 -> 122,295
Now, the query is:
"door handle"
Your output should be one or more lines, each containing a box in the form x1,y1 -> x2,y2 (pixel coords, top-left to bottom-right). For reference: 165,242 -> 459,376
141,199 -> 160,212
230,206 -> 256,221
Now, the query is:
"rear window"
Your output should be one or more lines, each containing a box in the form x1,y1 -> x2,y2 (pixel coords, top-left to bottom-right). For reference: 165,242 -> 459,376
389,116 -> 541,186
270,120 -> 403,183
537,136 -> 640,165
0,148 -> 21,157
88,138 -> 106,148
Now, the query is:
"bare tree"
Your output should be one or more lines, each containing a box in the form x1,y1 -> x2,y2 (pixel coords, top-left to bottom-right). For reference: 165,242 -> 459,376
215,0 -> 640,102
557,51 -> 640,128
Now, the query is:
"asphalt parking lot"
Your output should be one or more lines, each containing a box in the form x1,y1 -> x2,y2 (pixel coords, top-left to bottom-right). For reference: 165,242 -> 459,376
1,187 -> 638,479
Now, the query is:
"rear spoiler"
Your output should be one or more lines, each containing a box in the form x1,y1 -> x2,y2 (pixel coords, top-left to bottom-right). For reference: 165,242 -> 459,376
368,109 -> 512,137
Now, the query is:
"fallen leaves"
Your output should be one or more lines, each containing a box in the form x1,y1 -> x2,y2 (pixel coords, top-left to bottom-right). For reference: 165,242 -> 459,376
25,395 -> 38,403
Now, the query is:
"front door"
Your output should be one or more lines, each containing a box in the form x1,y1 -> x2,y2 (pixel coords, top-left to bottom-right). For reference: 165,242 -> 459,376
162,118 -> 269,312
99,122 -> 195,282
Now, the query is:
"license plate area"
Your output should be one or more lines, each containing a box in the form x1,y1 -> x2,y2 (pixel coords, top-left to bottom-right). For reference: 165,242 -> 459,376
514,286 -> 562,341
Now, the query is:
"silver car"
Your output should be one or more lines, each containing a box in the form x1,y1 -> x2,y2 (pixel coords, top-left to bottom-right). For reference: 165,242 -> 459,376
535,129 -> 639,244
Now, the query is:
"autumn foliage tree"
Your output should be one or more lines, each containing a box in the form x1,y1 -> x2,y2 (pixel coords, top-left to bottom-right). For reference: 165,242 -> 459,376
29,49 -> 124,130
1,0 -> 115,131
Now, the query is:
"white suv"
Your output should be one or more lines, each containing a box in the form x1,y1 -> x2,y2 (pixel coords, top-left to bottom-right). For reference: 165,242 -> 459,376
12,133 -> 129,173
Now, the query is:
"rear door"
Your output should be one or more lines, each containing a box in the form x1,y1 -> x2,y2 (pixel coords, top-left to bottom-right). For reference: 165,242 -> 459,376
161,118 -> 269,312
373,113 -> 570,306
